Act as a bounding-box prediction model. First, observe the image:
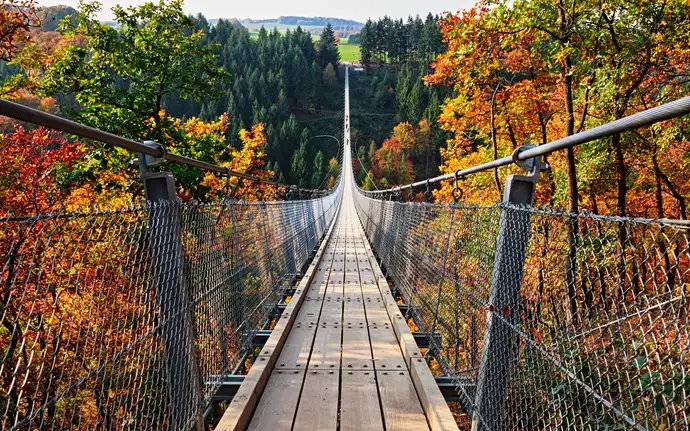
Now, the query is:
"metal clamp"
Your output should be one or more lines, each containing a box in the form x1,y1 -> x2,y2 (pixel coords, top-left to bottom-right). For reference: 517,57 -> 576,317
452,170 -> 464,204
511,145 -> 548,179
504,145 -> 544,205
141,141 -> 166,168
424,180 -> 433,203
230,177 -> 244,199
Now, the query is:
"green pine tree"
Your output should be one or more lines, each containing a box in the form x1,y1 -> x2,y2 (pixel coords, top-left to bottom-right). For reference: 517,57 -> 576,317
317,24 -> 340,70
290,129 -> 311,187
311,151 -> 325,188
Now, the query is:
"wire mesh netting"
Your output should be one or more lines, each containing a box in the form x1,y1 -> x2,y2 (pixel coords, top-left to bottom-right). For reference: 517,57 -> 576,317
353,192 -> 689,430
0,191 -> 340,430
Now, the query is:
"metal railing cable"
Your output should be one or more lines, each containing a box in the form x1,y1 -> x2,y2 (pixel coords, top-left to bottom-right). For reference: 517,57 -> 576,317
0,98 -> 322,193
352,92 -> 690,430
362,95 -> 690,198
0,94 -> 345,429
351,145 -> 380,191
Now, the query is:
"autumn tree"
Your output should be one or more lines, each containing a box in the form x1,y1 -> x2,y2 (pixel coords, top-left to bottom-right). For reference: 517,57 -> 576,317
0,0 -> 40,95
0,125 -> 84,215
362,170 -> 377,191
326,157 -> 341,188
40,0 -> 225,144
372,134 -> 415,186
201,123 -> 276,201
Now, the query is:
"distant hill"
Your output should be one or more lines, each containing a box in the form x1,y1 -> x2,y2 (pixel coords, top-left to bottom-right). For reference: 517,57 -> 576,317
37,5 -> 78,31
242,16 -> 363,27
238,16 -> 362,37
208,18 -> 244,28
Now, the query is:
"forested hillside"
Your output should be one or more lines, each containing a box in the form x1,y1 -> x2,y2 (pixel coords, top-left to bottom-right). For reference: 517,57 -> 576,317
347,14 -> 448,189
165,18 -> 343,187
2,0 -> 689,220
358,14 -> 444,67
1,0 -> 345,207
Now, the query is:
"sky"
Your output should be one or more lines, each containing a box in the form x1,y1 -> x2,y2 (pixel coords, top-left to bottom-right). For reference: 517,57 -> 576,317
37,0 -> 477,22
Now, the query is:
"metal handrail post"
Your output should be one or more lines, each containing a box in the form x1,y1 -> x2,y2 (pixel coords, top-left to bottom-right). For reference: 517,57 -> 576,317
139,144 -> 204,431
471,150 -> 543,431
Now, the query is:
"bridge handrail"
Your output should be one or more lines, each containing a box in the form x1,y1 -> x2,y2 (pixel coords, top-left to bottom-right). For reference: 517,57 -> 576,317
363,95 -> 690,196
0,98 -> 326,194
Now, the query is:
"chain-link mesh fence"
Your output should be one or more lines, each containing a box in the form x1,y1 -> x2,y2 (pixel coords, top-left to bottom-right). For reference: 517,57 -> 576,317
0,190 -> 340,430
353,192 -> 690,430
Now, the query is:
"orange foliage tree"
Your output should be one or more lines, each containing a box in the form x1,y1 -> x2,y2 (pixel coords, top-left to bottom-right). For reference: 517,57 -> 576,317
368,121 -> 434,188
0,125 -> 84,216
0,0 -> 40,96
428,0 -> 690,220
201,123 -> 277,201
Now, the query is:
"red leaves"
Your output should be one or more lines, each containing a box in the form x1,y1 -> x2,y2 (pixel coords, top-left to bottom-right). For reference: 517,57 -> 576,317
530,328 -> 543,345
0,125 -> 84,216
0,0 -> 39,62
487,303 -> 511,319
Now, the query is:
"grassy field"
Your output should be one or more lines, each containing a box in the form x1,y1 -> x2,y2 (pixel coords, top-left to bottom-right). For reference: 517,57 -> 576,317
338,44 -> 360,62
246,30 -> 359,62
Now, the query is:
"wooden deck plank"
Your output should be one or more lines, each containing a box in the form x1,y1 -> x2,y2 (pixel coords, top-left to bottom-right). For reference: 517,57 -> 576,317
342,325 -> 374,371
308,323 -> 342,370
364,307 -> 392,327
369,327 -> 407,371
297,299 -> 324,322
376,371 -> 430,431
341,371 -> 385,431
247,370 -> 304,431
276,325 -> 318,370
293,370 -> 340,430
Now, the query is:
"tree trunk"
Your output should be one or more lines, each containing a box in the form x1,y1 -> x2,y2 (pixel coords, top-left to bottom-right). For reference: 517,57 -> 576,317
490,92 -> 502,196
654,155 -> 675,294
612,132 -> 627,217
654,154 -> 688,219
563,64 -> 580,324
538,113 -> 557,205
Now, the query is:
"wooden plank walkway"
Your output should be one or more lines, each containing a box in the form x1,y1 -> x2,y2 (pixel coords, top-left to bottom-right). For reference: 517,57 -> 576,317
217,66 -> 457,430
217,186 -> 458,431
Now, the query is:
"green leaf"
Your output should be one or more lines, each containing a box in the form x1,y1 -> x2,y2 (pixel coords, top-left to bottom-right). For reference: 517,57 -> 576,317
632,357 -> 647,369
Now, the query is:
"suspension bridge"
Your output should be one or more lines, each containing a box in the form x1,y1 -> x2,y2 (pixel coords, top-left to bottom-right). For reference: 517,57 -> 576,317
1,68 -> 689,430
